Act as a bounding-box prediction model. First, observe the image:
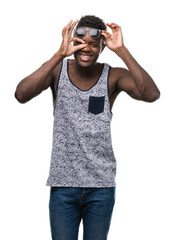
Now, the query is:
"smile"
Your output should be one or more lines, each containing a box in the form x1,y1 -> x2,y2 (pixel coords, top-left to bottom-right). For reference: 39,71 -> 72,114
79,54 -> 93,62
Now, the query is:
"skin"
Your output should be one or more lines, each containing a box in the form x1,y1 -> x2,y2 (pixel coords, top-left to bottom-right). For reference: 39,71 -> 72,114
15,19 -> 160,110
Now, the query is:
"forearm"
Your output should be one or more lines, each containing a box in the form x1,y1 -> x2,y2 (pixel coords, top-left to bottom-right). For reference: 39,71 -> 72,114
15,50 -> 64,103
115,46 -> 160,100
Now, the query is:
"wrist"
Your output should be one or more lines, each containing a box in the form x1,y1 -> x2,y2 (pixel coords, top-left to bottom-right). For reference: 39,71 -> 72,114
114,45 -> 128,55
54,49 -> 66,60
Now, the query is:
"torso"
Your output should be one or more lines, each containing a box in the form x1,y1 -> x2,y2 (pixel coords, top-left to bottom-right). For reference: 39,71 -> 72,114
51,59 -> 121,110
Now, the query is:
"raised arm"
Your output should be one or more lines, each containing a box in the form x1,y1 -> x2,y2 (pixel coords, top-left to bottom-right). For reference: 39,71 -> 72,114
15,20 -> 87,103
102,23 -> 160,102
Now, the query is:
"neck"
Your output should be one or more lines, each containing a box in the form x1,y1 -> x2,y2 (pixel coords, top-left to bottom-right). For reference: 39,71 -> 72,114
74,60 -> 99,77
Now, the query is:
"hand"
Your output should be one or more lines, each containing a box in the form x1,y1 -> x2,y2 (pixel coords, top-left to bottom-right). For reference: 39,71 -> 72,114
101,23 -> 124,52
59,20 -> 87,57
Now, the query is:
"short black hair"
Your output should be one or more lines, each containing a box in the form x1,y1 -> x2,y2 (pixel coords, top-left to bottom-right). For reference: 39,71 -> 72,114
77,15 -> 106,30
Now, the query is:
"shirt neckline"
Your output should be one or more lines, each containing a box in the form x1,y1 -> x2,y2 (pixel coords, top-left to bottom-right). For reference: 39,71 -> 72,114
66,59 -> 105,92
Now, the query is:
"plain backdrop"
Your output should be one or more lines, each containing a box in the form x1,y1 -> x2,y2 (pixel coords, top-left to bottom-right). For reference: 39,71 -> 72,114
0,0 -> 175,239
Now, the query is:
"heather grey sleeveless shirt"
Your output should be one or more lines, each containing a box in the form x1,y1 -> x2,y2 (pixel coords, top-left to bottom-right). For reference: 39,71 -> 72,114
46,59 -> 116,187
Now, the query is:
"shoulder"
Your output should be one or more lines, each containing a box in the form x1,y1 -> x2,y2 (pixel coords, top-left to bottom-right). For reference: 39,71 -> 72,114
108,66 -> 129,85
110,66 -> 130,77
107,66 -> 132,96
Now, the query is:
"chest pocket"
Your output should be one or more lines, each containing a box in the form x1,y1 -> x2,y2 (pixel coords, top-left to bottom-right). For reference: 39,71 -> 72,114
88,96 -> 105,115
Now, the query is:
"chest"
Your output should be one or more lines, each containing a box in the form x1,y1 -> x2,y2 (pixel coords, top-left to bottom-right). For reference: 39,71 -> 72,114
68,68 -> 117,95
69,75 -> 99,91
53,62 -> 119,109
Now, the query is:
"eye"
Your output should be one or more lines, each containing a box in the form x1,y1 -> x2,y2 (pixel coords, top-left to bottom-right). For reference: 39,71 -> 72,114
74,41 -> 81,46
91,43 -> 99,48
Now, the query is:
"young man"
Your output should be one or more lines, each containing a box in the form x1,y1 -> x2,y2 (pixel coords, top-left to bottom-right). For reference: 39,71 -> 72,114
15,15 -> 160,240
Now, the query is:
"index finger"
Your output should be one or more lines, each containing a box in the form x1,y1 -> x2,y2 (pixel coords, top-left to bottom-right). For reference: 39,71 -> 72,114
72,37 -> 86,44
106,23 -> 120,27
106,23 -> 121,34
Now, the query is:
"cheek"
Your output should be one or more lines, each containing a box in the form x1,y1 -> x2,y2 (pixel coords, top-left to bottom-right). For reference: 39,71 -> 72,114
92,47 -> 101,54
92,43 -> 103,54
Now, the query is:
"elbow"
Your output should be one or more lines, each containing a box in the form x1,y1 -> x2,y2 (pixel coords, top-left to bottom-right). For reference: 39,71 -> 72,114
150,89 -> 161,102
148,93 -> 160,102
14,88 -> 28,104
143,90 -> 161,102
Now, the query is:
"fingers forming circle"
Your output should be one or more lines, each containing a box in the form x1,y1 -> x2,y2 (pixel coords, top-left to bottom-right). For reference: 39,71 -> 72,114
72,37 -> 86,44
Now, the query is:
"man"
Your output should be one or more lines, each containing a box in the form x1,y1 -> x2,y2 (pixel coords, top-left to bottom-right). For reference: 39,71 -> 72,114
15,15 -> 160,240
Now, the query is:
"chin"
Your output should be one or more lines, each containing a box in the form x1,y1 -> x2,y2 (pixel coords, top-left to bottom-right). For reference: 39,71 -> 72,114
76,61 -> 93,68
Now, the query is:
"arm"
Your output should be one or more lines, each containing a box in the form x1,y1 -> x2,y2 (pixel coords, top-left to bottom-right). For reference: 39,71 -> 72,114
15,53 -> 62,103
15,20 -> 87,103
102,23 -> 160,102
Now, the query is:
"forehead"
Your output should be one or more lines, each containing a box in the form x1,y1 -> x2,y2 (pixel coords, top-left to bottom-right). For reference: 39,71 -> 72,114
78,26 -> 97,30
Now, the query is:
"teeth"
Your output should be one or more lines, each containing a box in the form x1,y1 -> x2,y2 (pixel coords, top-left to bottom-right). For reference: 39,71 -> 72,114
80,55 -> 91,61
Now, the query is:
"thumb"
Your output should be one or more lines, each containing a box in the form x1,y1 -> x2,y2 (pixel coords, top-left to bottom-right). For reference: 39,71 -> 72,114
101,31 -> 111,41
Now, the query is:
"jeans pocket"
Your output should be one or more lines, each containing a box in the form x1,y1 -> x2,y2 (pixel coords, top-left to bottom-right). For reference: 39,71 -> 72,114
88,96 -> 105,115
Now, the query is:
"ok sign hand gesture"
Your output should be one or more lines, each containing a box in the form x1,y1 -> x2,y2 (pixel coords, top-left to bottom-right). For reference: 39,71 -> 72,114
59,20 -> 87,57
101,23 -> 124,53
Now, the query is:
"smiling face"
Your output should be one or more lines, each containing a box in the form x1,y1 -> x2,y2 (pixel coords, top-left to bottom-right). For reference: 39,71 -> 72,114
73,27 -> 105,67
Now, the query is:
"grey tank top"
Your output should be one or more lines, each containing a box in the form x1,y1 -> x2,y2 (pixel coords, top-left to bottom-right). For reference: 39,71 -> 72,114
46,59 -> 116,187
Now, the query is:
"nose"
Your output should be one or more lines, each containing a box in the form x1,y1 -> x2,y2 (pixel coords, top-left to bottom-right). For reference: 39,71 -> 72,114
81,42 -> 91,52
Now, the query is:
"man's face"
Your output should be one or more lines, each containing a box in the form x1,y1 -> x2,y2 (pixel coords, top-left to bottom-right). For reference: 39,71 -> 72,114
73,27 -> 104,67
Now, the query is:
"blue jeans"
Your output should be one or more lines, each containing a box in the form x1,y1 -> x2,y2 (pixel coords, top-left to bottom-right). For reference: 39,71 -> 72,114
49,187 -> 115,240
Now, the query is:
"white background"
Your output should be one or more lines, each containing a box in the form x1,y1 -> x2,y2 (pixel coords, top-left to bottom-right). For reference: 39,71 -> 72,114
0,0 -> 175,239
